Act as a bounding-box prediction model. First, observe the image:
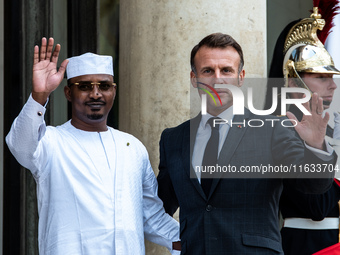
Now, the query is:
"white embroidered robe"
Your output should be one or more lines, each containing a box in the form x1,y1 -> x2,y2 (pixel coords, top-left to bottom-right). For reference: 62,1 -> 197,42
6,95 -> 180,255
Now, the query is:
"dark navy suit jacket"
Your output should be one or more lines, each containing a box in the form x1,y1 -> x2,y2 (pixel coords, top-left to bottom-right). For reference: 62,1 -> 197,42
157,108 -> 335,255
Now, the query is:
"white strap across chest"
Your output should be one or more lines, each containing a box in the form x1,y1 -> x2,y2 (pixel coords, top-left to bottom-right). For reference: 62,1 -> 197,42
283,217 -> 339,230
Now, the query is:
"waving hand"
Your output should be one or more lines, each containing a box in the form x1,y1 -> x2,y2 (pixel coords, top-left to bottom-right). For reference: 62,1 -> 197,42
32,37 -> 68,105
287,93 -> 329,150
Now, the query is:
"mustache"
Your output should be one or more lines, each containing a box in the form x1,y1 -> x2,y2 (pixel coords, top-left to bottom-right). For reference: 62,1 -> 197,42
85,99 -> 106,104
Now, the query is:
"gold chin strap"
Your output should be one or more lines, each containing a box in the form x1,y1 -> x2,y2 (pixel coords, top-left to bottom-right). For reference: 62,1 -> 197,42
284,59 -> 312,94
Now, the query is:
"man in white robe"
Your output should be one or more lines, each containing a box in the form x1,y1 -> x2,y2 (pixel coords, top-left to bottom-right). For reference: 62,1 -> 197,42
6,37 -> 181,255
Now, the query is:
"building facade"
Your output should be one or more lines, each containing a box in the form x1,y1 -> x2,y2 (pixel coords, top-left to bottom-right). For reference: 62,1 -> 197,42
1,0 -> 334,254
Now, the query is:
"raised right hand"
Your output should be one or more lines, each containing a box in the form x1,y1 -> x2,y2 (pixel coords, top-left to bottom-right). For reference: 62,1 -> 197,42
32,37 -> 68,105
286,93 -> 329,151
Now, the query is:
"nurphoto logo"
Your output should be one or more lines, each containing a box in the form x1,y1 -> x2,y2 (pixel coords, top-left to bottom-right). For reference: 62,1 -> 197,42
199,83 -> 311,128
200,83 -> 311,116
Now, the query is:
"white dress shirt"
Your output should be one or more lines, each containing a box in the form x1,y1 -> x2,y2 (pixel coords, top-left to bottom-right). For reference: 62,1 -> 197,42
192,107 -> 233,182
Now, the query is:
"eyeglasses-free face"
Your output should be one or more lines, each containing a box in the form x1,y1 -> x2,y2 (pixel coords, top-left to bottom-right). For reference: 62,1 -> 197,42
68,81 -> 117,92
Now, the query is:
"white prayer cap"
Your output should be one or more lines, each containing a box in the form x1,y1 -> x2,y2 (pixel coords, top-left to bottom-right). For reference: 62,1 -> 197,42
66,52 -> 114,79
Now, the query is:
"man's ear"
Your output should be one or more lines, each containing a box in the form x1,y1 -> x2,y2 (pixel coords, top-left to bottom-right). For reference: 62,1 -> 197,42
238,69 -> 245,87
190,71 -> 198,88
64,85 -> 72,102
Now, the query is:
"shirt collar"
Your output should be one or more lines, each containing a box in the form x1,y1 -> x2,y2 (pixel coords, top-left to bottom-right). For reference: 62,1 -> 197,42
200,106 -> 234,129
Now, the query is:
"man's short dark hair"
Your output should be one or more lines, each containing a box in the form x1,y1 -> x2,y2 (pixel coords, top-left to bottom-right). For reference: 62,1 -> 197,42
190,33 -> 244,74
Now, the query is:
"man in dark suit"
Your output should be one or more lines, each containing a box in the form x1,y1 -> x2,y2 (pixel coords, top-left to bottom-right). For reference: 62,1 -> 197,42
157,32 -> 336,254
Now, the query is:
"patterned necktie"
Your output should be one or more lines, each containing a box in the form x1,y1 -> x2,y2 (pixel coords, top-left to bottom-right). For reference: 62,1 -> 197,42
201,117 -> 220,197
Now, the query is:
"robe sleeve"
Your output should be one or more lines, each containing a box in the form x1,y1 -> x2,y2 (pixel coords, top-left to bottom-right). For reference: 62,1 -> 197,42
142,154 -> 180,254
6,94 -> 51,180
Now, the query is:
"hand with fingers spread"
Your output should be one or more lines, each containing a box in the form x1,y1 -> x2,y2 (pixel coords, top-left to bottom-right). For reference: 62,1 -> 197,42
32,37 -> 68,105
287,93 -> 329,150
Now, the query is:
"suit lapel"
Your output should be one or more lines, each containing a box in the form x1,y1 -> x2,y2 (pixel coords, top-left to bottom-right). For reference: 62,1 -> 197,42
208,109 -> 250,199
181,120 -> 191,179
182,114 -> 208,199
182,114 -> 201,179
